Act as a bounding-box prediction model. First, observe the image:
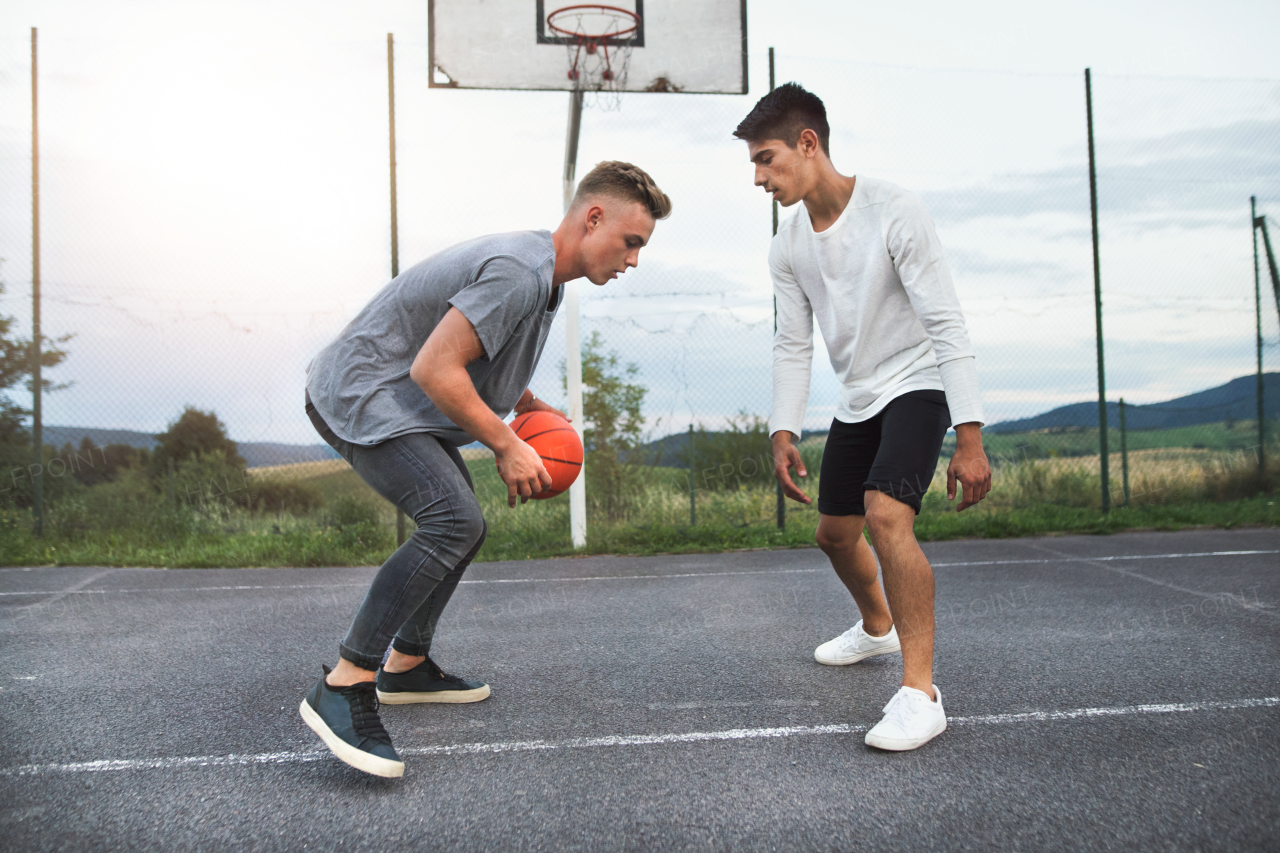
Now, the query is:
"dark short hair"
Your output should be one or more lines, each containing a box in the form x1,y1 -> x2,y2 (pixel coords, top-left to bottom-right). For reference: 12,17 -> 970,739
732,82 -> 830,156
572,160 -> 672,220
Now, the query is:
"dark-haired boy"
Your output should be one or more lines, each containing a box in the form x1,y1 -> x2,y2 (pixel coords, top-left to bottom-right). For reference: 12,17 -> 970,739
734,84 -> 991,752
300,162 -> 671,777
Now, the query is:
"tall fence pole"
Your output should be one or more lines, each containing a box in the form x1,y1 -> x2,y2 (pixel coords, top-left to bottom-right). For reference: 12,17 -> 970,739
770,46 -> 785,531
688,424 -> 696,526
387,33 -> 409,547
563,90 -> 587,549
1254,196 -> 1266,487
1085,68 -> 1110,513
1119,398 -> 1129,507
31,27 -> 44,538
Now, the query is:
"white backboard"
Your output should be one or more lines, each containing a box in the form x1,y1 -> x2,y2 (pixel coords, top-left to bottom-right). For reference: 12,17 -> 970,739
428,0 -> 748,94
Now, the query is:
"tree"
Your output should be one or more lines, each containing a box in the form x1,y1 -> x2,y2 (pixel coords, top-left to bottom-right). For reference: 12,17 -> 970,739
150,406 -> 246,476
564,331 -> 648,519
690,412 -> 772,491
0,274 -> 72,508
66,437 -> 149,487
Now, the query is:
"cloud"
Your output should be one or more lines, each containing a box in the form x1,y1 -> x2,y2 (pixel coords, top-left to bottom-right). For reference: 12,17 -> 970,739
924,119 -> 1280,229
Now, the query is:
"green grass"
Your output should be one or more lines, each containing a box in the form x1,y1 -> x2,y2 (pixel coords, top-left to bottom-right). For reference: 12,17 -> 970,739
949,418 -> 1277,460
1,444 -> 1275,567
3,423 -> 1276,568
3,493 -> 1274,568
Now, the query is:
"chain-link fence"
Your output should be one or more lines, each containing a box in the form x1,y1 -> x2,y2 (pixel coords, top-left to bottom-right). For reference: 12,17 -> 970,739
0,33 -> 1277,558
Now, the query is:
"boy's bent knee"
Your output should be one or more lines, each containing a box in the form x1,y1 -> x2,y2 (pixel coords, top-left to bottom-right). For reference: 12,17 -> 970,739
454,506 -> 487,550
412,501 -> 486,550
815,517 -> 864,553
864,491 -> 914,538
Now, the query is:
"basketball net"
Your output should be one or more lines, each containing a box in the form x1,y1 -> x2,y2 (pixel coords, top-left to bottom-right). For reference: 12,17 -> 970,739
547,5 -> 639,110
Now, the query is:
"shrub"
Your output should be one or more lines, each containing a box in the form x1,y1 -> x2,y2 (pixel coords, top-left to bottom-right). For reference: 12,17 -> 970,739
323,492 -> 382,529
246,477 -> 324,514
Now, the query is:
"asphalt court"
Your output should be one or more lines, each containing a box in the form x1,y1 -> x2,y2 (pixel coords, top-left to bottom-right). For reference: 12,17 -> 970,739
1,528 -> 1277,851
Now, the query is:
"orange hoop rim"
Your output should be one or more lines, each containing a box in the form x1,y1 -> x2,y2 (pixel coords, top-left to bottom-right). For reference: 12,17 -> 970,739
546,4 -> 641,42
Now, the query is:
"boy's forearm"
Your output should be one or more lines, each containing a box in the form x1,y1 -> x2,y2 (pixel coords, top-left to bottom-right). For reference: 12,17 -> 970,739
954,422 -> 983,448
420,367 -> 516,453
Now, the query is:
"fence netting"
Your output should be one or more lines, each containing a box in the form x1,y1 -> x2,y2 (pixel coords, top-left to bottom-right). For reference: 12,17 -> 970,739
0,33 -> 1276,550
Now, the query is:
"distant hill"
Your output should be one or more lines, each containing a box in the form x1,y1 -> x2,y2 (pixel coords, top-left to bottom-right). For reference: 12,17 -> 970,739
986,373 -> 1280,434
629,373 -> 1279,457
41,426 -> 339,469
39,372 -> 1277,468
630,428 -> 828,469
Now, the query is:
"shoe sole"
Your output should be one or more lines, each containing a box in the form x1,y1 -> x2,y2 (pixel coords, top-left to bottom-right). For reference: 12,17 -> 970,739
298,699 -> 405,778
376,684 -> 491,705
814,643 -> 901,666
864,718 -> 946,751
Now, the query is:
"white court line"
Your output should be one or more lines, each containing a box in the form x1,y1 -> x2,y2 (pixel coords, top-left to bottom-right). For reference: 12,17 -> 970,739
0,568 -> 821,596
462,568 -> 823,584
0,582 -> 370,597
0,550 -> 1275,598
1023,543 -> 1278,616
3,696 -> 1276,778
930,549 -> 1278,568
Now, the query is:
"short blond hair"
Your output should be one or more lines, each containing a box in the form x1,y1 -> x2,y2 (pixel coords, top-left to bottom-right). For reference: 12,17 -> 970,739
572,161 -> 672,220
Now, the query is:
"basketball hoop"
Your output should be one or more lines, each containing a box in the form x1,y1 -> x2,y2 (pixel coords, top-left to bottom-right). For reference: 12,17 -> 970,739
547,4 -> 639,108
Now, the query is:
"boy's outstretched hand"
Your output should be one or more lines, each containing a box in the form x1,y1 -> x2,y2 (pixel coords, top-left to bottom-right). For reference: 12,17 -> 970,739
947,422 -> 992,512
772,431 -> 813,505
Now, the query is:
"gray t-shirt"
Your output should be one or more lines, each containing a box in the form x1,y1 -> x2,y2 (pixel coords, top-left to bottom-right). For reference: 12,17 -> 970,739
306,230 -> 561,447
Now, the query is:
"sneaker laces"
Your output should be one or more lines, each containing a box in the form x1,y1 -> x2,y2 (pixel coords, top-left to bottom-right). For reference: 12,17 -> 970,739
339,681 -> 392,746
879,688 -> 926,728
425,655 -> 467,686
834,624 -> 863,650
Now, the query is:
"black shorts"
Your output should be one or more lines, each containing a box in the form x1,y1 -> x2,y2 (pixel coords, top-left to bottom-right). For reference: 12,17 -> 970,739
817,390 -> 951,517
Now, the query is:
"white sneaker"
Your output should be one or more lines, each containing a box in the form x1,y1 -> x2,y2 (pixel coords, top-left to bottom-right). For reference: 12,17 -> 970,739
864,685 -> 947,751
813,620 -> 901,666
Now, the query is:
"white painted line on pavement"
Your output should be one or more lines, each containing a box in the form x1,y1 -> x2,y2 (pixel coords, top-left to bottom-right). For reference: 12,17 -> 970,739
4,696 -> 1276,778
0,582 -> 371,597
929,549 -> 1279,568
1,550 -> 1275,598
1021,543 -> 1278,616
0,569 -> 821,596
460,568 -> 823,584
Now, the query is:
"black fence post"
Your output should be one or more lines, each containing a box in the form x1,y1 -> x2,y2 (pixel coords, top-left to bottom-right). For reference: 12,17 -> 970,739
1253,197 -> 1266,489
30,28 -> 43,538
388,33 -> 409,547
688,424 -> 696,527
1085,68 -> 1110,513
769,46 -> 785,531
1119,398 -> 1129,507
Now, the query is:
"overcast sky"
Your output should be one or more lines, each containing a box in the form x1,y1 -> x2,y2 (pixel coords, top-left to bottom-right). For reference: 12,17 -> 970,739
0,1 -> 1278,449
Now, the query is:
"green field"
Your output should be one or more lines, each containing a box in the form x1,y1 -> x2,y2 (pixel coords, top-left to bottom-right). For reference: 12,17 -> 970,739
946,418 -> 1276,461
2,421 -> 1275,567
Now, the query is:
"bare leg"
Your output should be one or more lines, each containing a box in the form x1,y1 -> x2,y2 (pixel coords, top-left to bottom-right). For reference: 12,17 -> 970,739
327,650 -> 426,685
326,658 -> 376,687
815,513 -> 894,637
863,490 -> 935,694
382,650 -> 426,674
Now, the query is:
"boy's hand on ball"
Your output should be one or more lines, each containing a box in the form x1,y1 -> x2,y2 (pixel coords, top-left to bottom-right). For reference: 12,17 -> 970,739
496,438 -> 553,506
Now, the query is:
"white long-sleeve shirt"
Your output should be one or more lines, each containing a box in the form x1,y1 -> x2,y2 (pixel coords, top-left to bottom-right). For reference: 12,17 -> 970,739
770,175 -> 984,438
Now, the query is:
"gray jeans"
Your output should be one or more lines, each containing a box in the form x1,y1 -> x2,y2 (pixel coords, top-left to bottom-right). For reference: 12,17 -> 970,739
305,393 -> 486,671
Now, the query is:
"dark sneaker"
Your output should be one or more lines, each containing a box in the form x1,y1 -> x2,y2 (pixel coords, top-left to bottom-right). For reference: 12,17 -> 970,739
376,656 -> 491,705
299,666 -> 404,778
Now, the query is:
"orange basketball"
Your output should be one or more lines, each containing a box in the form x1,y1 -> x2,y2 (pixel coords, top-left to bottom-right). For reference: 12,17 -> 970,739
509,410 -> 583,499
